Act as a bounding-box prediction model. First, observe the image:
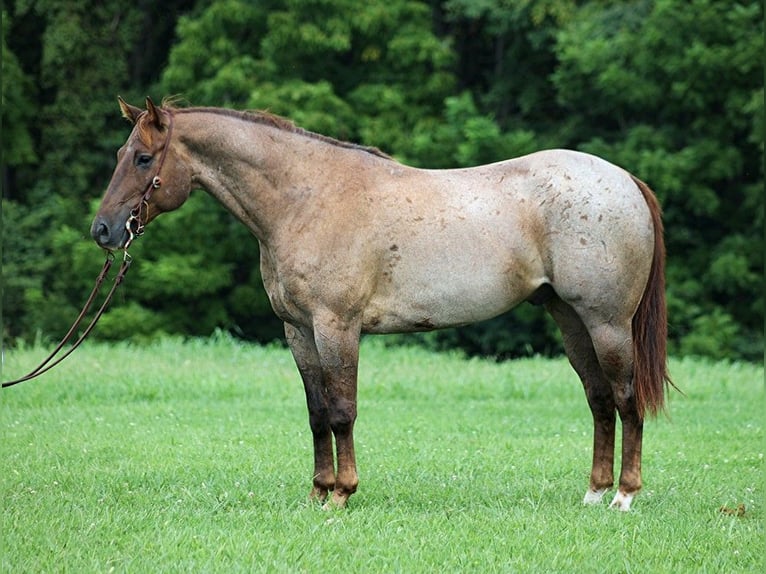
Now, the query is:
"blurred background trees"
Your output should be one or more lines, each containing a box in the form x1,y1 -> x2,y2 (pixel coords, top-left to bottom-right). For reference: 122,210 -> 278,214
2,0 -> 763,361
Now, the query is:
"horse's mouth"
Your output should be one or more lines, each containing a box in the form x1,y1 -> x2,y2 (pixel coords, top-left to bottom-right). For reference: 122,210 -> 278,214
91,215 -> 131,250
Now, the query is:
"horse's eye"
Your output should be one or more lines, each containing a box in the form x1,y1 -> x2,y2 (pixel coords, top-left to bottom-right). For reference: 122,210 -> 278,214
135,154 -> 153,168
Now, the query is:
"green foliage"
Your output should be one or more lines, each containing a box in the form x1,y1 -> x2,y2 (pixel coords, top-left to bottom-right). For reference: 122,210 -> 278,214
1,11 -> 37,166
2,0 -> 191,341
408,92 -> 539,167
162,0 -> 458,153
3,0 -> 763,361
551,0 -> 763,360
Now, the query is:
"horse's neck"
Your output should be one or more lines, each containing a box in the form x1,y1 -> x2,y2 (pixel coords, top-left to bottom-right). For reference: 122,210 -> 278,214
180,111 -> 338,240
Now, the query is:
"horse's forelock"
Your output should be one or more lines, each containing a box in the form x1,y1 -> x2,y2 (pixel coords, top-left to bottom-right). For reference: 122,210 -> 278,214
134,106 -> 173,147
135,114 -> 154,146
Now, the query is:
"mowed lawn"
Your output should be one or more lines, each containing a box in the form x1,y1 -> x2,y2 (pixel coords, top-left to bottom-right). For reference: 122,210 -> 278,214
1,337 -> 762,573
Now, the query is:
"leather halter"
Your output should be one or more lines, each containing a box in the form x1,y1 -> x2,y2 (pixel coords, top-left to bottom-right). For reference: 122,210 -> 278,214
125,111 -> 175,251
2,111 -> 175,389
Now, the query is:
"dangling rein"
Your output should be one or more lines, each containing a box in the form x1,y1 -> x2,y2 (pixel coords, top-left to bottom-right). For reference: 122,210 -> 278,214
1,251 -> 131,388
2,114 -> 174,389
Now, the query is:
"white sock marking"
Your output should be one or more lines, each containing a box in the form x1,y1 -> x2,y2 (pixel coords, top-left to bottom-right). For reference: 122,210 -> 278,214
583,488 -> 608,505
608,490 -> 634,511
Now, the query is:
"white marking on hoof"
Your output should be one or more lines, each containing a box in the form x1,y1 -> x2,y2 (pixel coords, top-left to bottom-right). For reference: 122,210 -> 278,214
321,491 -> 349,511
608,491 -> 634,511
583,488 -> 608,505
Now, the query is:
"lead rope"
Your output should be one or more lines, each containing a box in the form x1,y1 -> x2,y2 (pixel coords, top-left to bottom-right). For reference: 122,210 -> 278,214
1,253 -> 131,388
2,111 -> 174,389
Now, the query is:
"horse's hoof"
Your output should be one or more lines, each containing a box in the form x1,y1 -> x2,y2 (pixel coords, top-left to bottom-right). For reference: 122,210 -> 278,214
583,487 -> 608,505
608,490 -> 634,511
309,486 -> 329,504
322,491 -> 349,510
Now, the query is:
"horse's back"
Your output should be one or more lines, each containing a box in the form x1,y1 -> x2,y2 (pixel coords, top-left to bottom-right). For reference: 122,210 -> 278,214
359,149 -> 654,333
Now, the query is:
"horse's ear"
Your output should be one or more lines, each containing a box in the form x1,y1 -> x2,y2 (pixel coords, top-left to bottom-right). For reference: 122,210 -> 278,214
145,96 -> 167,130
118,96 -> 142,125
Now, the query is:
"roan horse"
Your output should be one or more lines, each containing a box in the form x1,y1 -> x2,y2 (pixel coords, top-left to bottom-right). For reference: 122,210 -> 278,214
92,97 -> 671,511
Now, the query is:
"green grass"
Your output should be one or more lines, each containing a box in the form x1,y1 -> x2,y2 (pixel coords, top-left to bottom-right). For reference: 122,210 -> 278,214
2,337 -> 762,573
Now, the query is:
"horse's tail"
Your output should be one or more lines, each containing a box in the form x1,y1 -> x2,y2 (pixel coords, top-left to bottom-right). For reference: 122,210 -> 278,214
631,176 -> 672,419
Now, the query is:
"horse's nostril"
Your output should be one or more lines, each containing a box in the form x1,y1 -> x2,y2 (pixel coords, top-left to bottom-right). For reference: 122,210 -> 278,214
92,219 -> 110,244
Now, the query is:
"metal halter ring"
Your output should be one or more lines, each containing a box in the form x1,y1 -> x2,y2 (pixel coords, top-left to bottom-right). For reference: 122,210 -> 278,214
124,200 -> 147,254
124,213 -> 137,255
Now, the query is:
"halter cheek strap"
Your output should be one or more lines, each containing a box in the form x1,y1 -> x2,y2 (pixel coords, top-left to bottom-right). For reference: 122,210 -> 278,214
125,112 -> 175,252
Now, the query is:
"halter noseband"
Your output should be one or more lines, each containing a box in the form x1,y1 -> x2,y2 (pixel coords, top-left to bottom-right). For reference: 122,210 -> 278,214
124,111 -> 175,252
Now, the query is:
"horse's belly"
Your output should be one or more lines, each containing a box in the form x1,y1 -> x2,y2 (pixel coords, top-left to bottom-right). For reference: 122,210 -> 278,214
362,255 -> 543,334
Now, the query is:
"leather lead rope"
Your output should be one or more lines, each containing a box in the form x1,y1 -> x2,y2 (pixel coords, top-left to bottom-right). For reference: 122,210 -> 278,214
2,254 -> 131,388
2,108 -> 174,390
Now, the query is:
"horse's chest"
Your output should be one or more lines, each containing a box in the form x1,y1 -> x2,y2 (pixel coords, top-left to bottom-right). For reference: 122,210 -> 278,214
256,246 -> 292,317
259,260 -> 308,324
259,246 -> 344,325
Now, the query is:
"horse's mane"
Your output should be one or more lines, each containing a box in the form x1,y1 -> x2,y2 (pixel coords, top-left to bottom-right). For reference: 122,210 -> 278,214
165,103 -> 392,160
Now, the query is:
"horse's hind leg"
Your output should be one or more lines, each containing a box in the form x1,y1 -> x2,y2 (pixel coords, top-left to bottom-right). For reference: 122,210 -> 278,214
545,296 -> 617,504
588,321 -> 643,511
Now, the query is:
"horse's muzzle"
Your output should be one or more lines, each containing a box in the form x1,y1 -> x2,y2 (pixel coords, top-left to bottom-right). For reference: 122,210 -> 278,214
91,214 -> 128,250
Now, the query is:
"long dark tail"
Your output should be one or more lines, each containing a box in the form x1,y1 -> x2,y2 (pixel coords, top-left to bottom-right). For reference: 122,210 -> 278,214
631,176 -> 672,419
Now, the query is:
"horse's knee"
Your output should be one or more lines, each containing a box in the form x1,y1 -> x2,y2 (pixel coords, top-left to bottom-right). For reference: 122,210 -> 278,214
308,409 -> 330,435
328,397 -> 357,434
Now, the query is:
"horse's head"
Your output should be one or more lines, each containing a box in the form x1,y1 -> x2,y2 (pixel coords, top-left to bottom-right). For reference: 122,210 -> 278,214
91,97 -> 192,250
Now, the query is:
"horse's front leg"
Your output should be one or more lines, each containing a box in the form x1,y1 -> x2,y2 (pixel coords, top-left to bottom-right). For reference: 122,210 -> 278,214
285,323 -> 335,502
312,317 -> 361,508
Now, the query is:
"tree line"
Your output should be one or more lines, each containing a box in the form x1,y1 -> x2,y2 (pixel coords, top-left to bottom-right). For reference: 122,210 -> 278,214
2,0 -> 763,361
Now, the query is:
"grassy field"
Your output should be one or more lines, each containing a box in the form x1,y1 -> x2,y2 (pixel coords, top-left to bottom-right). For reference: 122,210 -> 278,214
1,336 -> 762,573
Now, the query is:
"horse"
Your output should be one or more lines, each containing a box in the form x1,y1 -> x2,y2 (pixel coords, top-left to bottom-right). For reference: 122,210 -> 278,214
92,97 -> 671,511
